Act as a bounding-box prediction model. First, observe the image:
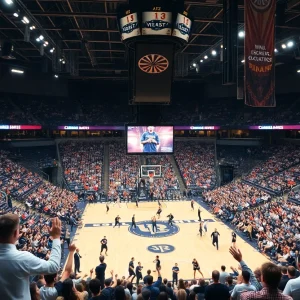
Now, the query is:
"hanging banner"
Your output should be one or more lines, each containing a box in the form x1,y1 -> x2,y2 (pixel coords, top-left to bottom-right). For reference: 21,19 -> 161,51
245,0 -> 276,107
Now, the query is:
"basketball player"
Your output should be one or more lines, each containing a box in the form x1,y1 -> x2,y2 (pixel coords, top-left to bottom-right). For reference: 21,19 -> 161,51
106,203 -> 109,214
140,126 -> 160,153
131,214 -> 136,229
151,216 -> 157,233
198,222 -> 203,237
203,220 -> 208,234
128,257 -> 136,281
192,258 -> 204,279
156,205 -> 162,219
172,263 -> 179,287
211,228 -> 220,250
232,231 -> 237,248
136,197 -> 139,208
136,262 -> 143,284
191,199 -> 194,211
167,213 -> 174,227
153,255 -> 161,272
113,215 -> 121,228
100,236 -> 108,256
198,208 -> 202,221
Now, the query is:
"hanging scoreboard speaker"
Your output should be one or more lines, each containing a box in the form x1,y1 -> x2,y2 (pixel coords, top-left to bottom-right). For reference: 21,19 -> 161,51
172,11 -> 192,42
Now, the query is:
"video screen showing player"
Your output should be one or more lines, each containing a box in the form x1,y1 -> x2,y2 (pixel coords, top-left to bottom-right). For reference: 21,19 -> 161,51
127,126 -> 173,154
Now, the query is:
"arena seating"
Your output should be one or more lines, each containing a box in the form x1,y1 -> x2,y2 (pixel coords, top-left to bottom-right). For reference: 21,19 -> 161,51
60,141 -> 104,194
174,142 -> 216,191
108,142 -> 139,201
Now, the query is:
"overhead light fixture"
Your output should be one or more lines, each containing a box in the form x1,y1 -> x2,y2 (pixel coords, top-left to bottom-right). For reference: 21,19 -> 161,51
62,60 -> 66,64
29,26 -> 35,30
192,63 -> 196,67
211,50 -> 217,56
50,48 -> 55,53
43,41 -> 48,47
200,60 -> 203,63
297,70 -> 300,73
54,74 -> 59,78
281,43 -> 287,49
39,35 -> 44,41
204,55 -> 208,59
13,13 -> 19,17
274,48 -> 278,53
11,69 -> 24,74
36,37 -> 40,42
220,44 -> 223,49
59,58 -> 63,62
287,41 -> 294,48
238,31 -> 245,38
22,16 -> 30,24
241,59 -> 245,63
5,0 -> 13,5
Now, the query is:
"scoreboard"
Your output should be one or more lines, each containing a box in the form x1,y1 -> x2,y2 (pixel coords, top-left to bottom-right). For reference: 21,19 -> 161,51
172,13 -> 192,42
142,11 -> 172,36
120,12 -> 140,41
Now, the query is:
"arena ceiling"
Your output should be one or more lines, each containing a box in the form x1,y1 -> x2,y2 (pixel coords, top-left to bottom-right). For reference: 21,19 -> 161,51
0,0 -> 300,80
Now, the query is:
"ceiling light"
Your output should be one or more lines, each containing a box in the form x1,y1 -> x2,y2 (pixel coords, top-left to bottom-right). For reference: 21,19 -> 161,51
29,26 -> 35,30
200,60 -> 203,63
59,58 -> 63,62
5,0 -> 13,5
281,43 -> 287,49
39,35 -> 44,40
36,37 -> 40,42
54,74 -> 59,78
238,31 -> 245,38
43,41 -> 48,47
287,41 -> 294,48
220,44 -> 223,49
211,50 -> 217,56
274,48 -> 278,53
13,13 -> 19,17
297,70 -> 300,73
62,60 -> 66,64
204,55 -> 208,59
241,59 -> 245,63
22,16 -> 30,24
50,48 -> 55,53
11,69 -> 24,74
192,63 -> 196,67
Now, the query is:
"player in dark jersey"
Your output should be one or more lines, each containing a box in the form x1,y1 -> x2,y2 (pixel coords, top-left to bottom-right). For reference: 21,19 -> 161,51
113,215 -> 121,228
232,231 -> 237,248
167,213 -> 174,227
106,203 -> 109,214
156,205 -> 162,219
153,255 -> 161,272
198,222 -> 203,237
140,126 -> 160,153
191,199 -> 194,211
128,257 -> 136,281
211,228 -> 220,250
192,258 -> 204,279
136,262 -> 143,285
198,208 -> 202,221
100,236 -> 108,256
151,216 -> 157,233
131,214 -> 136,229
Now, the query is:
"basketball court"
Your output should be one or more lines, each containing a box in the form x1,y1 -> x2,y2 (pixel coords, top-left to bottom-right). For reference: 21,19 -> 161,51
71,200 -> 269,280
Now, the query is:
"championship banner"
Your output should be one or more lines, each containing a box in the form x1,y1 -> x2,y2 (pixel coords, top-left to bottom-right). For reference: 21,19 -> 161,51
134,43 -> 174,103
245,0 -> 276,107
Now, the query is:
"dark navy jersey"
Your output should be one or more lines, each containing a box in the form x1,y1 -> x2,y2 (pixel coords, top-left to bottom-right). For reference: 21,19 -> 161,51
140,131 -> 160,153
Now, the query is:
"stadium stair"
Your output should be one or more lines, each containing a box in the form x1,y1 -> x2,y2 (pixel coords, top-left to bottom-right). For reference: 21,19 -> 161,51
169,155 -> 186,194
103,143 -> 110,194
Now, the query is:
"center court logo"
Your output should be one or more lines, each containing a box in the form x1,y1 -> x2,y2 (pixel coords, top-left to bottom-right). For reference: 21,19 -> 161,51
128,221 -> 179,238
147,244 -> 175,253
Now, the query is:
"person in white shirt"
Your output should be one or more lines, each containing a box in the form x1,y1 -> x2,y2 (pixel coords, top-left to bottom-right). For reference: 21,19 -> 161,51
231,270 -> 256,300
0,214 -> 62,300
283,276 -> 300,299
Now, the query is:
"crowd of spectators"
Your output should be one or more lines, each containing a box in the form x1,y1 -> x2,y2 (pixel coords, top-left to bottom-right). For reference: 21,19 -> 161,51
175,142 -> 216,191
203,180 -> 271,215
60,142 -> 104,194
289,190 -> 300,202
108,143 -> 139,201
231,199 -> 300,266
146,156 -> 181,200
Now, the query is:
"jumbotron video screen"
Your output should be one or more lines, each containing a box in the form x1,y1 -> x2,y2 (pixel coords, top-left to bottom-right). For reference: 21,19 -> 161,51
126,126 -> 174,154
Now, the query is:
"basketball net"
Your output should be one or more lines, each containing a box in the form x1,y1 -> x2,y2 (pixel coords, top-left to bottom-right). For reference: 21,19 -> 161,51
149,173 -> 154,184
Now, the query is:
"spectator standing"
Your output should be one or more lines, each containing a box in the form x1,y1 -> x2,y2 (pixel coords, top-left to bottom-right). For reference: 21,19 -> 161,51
279,267 -> 290,291
240,263 -> 292,300
204,270 -> 230,300
283,273 -> 300,299
231,271 -> 256,300
74,248 -> 82,274
220,265 -> 230,284
142,269 -> 162,300
95,255 -> 107,290
0,215 -> 62,300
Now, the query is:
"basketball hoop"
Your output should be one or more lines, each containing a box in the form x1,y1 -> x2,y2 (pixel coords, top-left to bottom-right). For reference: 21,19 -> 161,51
149,173 -> 154,184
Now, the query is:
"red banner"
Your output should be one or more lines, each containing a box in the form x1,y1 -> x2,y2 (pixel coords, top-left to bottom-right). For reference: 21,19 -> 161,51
245,0 -> 276,107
